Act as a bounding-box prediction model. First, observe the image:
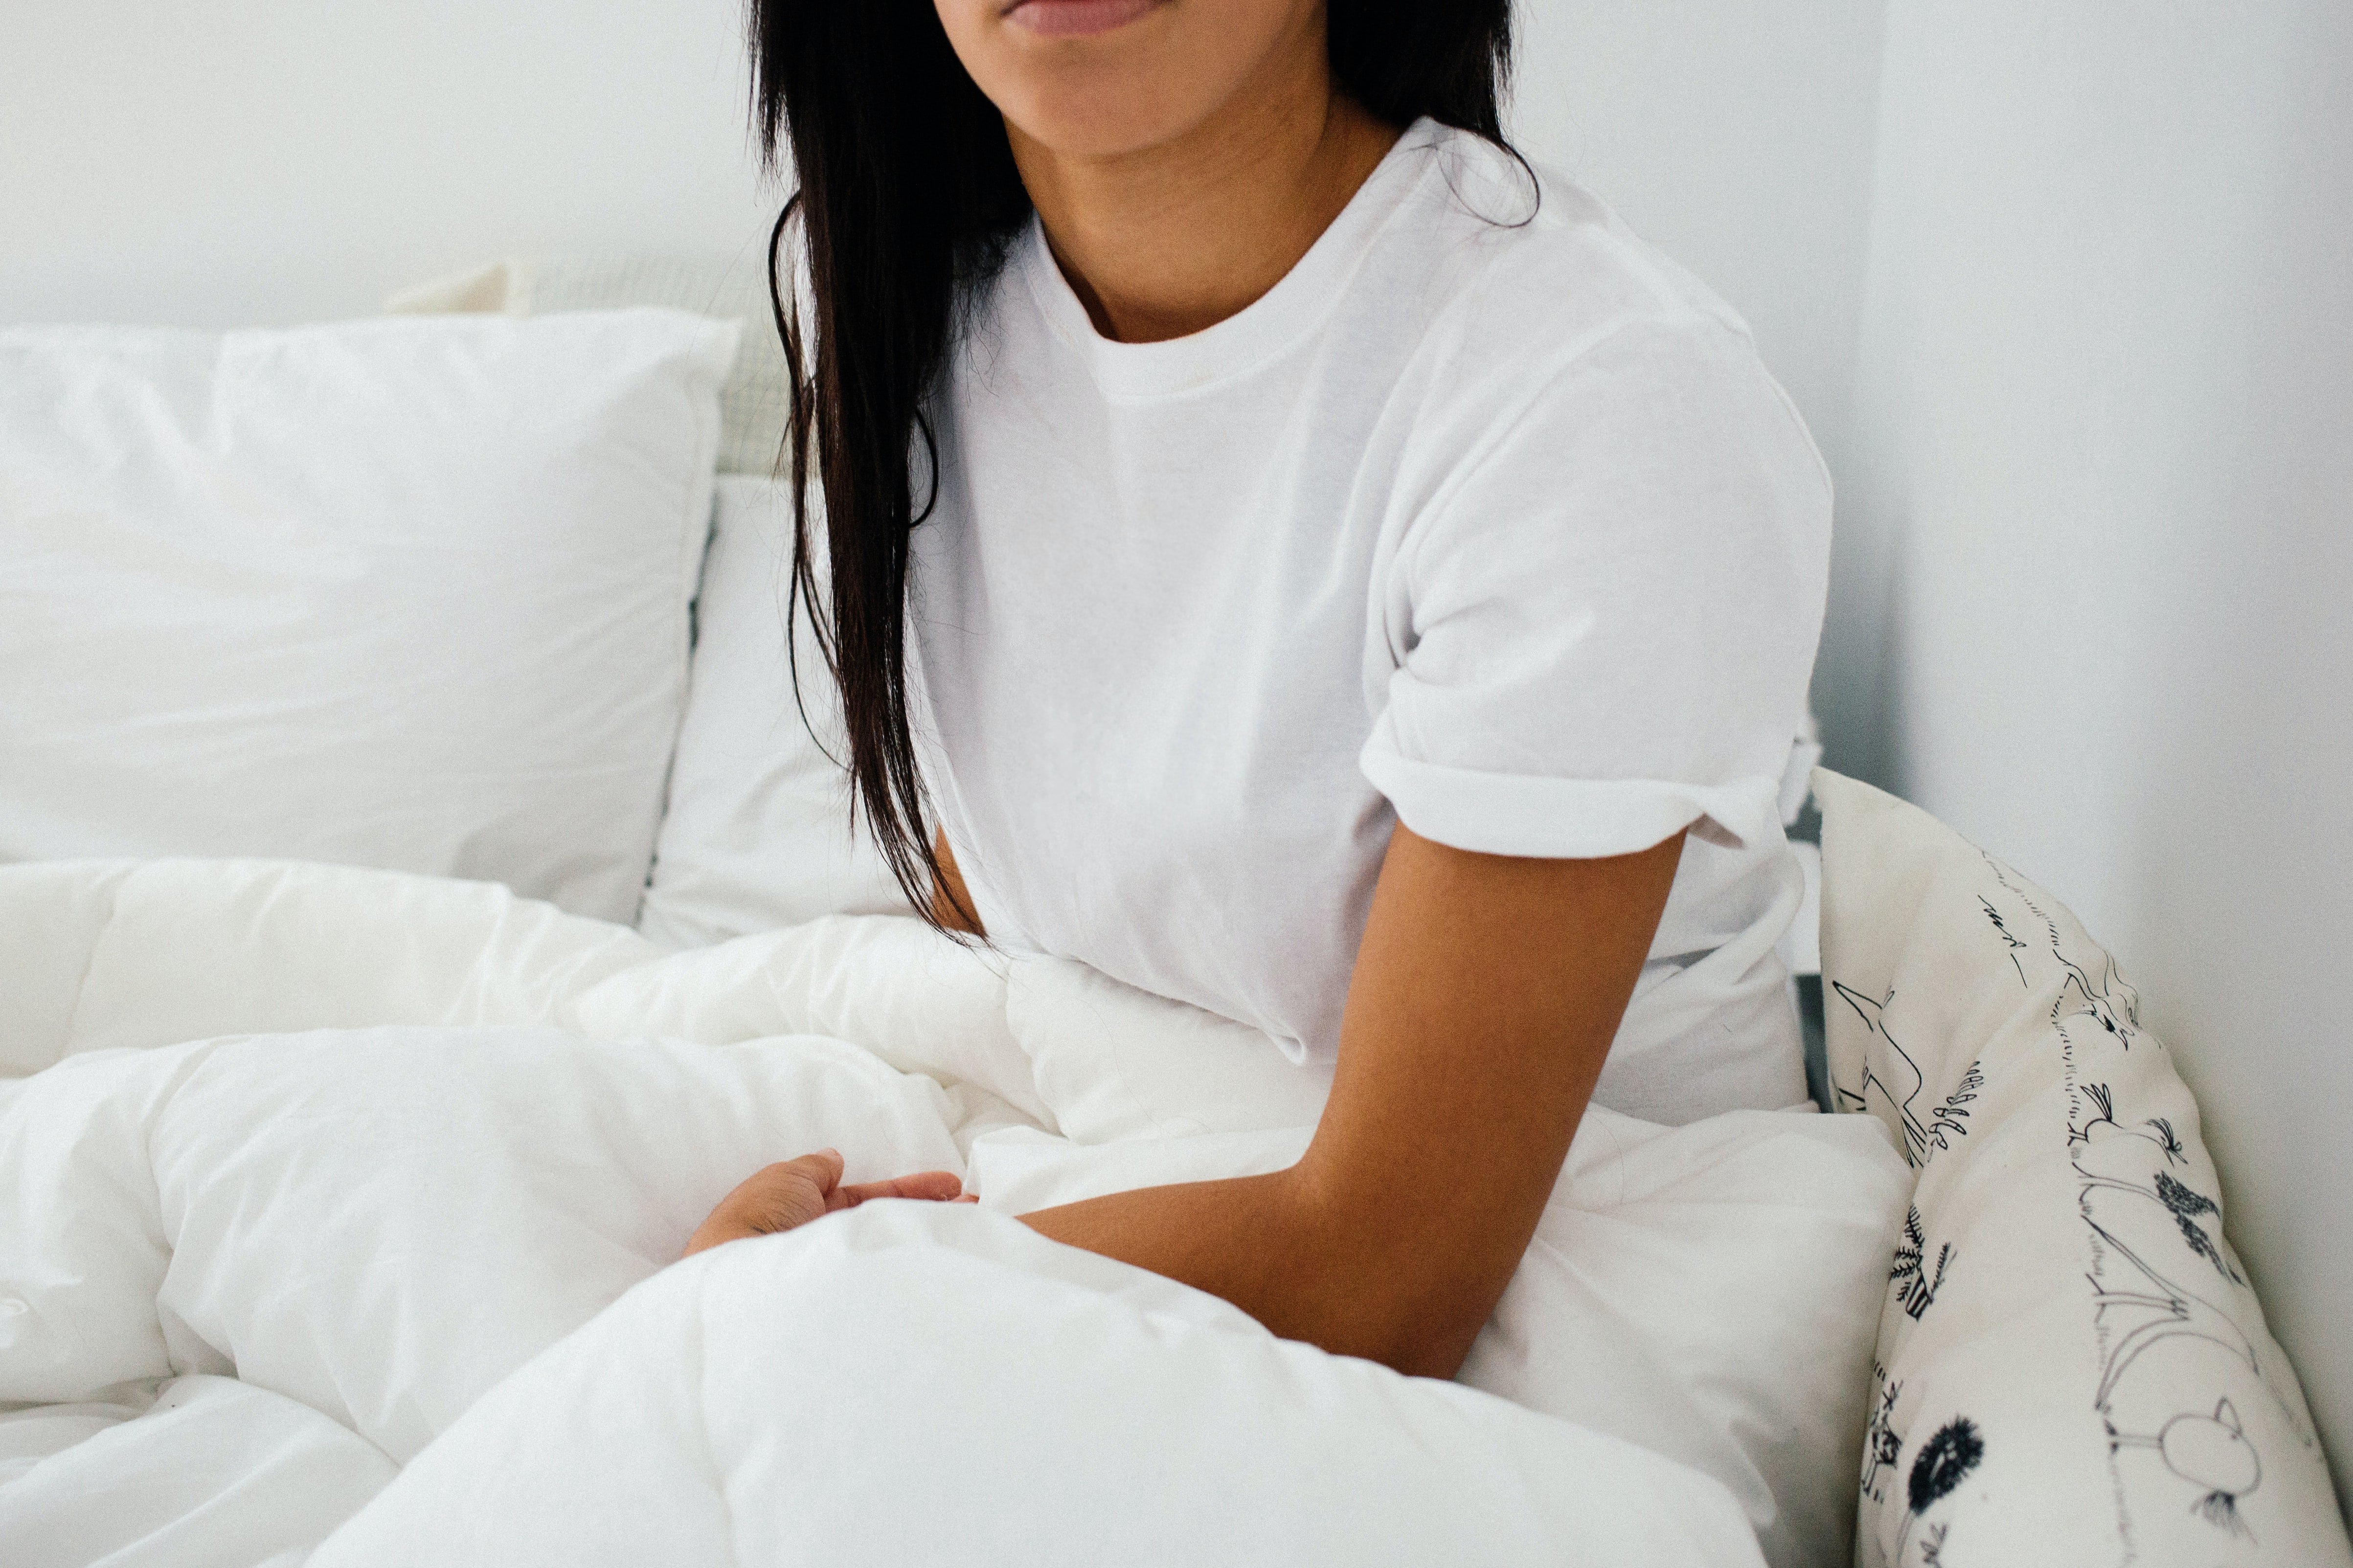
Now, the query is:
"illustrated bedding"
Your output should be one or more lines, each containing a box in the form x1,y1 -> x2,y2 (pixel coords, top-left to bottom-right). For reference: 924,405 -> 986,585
0,858 -> 1908,1568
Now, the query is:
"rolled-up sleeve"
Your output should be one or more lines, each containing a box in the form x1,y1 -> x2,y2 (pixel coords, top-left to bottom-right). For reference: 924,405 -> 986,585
1359,313 -> 1829,859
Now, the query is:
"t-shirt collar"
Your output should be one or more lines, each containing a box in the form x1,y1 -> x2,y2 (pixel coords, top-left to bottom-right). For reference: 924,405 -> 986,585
1018,116 -> 1450,401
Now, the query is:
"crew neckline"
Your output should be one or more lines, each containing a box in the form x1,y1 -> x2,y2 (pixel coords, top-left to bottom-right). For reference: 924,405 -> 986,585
1019,117 -> 1452,401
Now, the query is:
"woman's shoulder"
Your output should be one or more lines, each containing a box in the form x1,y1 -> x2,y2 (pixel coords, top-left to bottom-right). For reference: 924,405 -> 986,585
1399,126 -> 1771,397
1378,130 -> 1825,502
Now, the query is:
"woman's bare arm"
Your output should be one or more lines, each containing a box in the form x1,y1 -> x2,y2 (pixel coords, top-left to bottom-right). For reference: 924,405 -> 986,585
696,820 -> 1678,1379
1017,822 -> 1681,1379
930,833 -> 985,936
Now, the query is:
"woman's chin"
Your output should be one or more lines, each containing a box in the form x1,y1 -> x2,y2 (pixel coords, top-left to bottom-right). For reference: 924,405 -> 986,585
992,73 -> 1211,164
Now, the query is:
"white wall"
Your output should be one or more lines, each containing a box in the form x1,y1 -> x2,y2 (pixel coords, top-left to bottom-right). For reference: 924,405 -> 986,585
0,0 -> 776,329
1510,1 -> 1886,489
1846,0 -> 2353,1509
0,1 -> 1886,462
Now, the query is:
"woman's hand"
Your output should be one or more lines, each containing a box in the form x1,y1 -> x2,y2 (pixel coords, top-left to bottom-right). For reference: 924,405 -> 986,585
682,1149 -> 971,1258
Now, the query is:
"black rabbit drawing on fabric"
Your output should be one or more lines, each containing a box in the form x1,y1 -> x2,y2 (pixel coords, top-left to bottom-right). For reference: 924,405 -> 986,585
2110,1399 -> 2263,1542
1977,851 -> 2143,1044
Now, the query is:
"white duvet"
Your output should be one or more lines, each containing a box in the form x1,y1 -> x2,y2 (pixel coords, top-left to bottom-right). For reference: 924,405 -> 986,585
0,859 -> 1908,1568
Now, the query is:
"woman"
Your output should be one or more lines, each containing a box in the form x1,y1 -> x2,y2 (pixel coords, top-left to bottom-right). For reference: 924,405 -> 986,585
686,0 -> 1828,1384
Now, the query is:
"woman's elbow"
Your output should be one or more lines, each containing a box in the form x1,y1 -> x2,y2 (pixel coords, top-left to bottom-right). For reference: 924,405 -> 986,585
1356,1300 -> 1491,1381
1280,1207 -> 1504,1378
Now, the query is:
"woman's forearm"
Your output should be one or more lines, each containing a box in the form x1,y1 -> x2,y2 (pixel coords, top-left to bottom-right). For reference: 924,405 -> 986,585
1018,1162 -> 1493,1380
1014,830 -> 1682,1380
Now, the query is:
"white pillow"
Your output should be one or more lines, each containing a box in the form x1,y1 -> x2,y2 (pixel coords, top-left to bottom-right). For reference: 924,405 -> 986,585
387,255 -> 789,478
1814,768 -> 2353,1567
0,313 -> 736,922
636,474 -> 906,946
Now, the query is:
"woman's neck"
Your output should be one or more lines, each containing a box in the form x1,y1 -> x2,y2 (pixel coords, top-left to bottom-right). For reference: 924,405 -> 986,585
1008,56 -> 1400,345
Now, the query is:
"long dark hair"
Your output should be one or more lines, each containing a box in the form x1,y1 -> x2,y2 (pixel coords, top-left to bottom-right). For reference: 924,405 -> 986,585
748,2 -> 1516,930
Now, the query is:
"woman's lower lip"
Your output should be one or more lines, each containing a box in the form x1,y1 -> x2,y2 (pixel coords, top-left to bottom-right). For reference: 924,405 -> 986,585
1003,0 -> 1163,39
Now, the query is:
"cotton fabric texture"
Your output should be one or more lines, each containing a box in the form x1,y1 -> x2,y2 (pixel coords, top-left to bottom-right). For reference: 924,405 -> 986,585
0,312 -> 736,922
0,855 -> 1903,1568
637,475 -> 908,948
910,121 -> 1831,1122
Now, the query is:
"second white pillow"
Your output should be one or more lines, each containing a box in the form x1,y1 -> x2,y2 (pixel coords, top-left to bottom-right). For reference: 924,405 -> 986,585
638,475 -> 907,946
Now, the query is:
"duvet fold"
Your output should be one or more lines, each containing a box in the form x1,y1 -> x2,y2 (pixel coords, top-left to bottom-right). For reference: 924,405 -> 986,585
0,857 -> 1904,1568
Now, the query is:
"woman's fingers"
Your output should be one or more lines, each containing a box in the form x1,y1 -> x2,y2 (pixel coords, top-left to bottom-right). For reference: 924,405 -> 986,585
684,1158 -> 968,1258
683,1154 -> 841,1256
839,1170 -> 966,1206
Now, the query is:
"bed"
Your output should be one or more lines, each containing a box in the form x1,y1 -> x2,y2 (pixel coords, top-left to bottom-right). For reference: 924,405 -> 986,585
0,294 -> 2343,1567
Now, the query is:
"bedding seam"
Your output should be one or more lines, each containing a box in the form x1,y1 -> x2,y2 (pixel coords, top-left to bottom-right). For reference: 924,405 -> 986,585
56,868 -> 129,1061
690,1280 -> 745,1568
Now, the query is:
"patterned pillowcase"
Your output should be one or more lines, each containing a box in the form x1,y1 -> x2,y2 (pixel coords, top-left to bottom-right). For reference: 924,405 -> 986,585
1813,769 -> 2350,1568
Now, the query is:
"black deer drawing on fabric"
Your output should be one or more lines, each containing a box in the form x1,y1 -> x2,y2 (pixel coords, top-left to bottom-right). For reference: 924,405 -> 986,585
1833,982 -> 1930,1165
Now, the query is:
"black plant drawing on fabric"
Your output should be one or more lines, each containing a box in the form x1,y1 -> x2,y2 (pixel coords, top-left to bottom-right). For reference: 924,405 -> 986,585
2155,1172 -> 2241,1284
1924,1060 -> 1982,1154
1861,1361 -> 1905,1506
2109,1399 -> 2263,1541
1833,982 -> 1930,1165
1897,1417 -> 1984,1566
1890,1206 -> 1955,1321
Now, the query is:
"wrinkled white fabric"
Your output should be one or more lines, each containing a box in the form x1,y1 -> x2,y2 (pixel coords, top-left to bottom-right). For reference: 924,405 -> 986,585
314,1204 -> 1762,1568
0,857 -> 1904,1567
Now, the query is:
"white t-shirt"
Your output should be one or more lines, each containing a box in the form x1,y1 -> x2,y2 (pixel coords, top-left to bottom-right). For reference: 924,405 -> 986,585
907,120 -> 1830,1124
